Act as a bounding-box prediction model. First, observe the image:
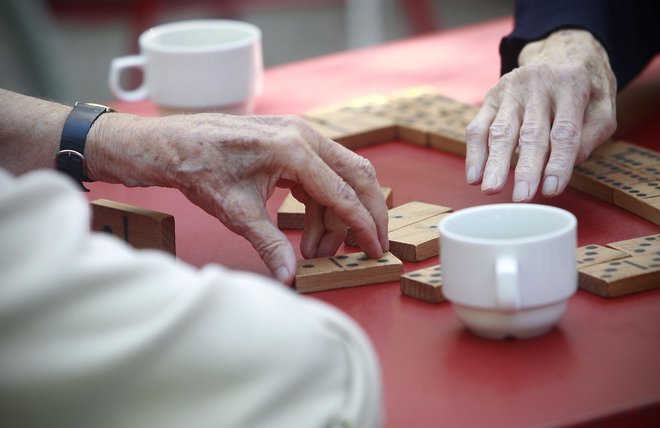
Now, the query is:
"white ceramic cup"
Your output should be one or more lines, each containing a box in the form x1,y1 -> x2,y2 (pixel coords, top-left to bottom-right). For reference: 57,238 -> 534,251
439,204 -> 577,340
109,20 -> 263,114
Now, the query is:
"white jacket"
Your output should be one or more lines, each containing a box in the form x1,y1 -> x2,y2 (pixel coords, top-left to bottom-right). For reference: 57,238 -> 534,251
0,169 -> 382,428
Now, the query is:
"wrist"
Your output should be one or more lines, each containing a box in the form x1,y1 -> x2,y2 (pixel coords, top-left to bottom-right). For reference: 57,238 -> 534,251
518,29 -> 609,68
85,113 -> 170,188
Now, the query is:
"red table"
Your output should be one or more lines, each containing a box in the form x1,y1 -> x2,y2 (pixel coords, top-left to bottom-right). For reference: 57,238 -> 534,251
89,18 -> 660,428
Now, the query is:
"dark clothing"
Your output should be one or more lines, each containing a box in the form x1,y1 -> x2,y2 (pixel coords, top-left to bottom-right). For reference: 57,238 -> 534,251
500,0 -> 660,90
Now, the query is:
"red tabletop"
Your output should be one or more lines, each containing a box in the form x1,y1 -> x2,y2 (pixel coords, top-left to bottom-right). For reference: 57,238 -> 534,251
89,18 -> 660,428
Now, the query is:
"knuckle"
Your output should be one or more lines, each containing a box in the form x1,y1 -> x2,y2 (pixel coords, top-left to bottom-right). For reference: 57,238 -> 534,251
484,157 -> 506,172
254,236 -> 286,262
514,155 -> 543,179
335,179 -> 356,201
518,122 -> 548,147
514,161 -> 539,177
283,114 -> 306,128
489,121 -> 516,144
355,156 -> 377,182
546,149 -> 578,173
551,120 -> 581,146
466,143 -> 484,159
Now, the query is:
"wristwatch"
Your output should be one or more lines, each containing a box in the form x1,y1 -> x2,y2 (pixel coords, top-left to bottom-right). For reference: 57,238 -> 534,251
57,102 -> 116,192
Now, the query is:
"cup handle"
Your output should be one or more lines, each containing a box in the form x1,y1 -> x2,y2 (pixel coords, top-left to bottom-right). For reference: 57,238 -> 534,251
108,55 -> 147,102
495,256 -> 521,312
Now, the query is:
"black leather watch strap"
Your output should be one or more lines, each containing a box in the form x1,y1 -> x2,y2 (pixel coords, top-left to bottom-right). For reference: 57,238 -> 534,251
57,102 -> 115,192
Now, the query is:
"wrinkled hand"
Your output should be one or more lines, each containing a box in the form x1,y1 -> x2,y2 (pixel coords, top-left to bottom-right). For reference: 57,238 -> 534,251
89,113 -> 388,284
465,29 -> 617,201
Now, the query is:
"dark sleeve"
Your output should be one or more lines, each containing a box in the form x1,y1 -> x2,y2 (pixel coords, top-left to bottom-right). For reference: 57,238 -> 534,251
500,0 -> 660,90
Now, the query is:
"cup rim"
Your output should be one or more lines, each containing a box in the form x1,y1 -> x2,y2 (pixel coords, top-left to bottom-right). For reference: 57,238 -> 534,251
139,19 -> 261,53
439,203 -> 577,245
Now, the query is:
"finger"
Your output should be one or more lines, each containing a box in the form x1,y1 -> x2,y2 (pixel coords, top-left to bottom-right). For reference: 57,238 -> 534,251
481,94 -> 522,195
542,91 -> 588,197
576,98 -> 617,164
300,199 -> 324,259
315,208 -> 347,258
465,94 -> 499,185
316,139 -> 389,252
300,199 -> 347,259
296,129 -> 388,256
222,196 -> 297,284
285,148 -> 383,258
512,94 -> 552,202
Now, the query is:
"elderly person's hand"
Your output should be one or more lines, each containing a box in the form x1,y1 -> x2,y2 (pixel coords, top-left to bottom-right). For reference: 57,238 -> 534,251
86,113 -> 389,284
465,29 -> 617,201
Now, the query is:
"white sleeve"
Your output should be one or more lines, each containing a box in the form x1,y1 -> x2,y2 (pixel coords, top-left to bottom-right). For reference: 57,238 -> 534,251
0,169 -> 383,428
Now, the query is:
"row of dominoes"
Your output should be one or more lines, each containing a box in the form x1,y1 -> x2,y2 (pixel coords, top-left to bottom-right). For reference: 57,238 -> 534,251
292,200 -> 454,293
569,141 -> 660,225
295,232 -> 660,299
576,233 -> 660,298
302,86 -> 479,156
302,87 -> 659,227
398,233 -> 660,303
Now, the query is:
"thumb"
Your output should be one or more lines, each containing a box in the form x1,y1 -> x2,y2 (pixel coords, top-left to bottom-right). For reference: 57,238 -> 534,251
238,216 -> 298,285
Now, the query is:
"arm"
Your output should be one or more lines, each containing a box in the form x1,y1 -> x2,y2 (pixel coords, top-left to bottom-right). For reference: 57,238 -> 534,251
0,88 -> 389,283
465,0 -> 659,201
500,0 -> 660,91
0,169 -> 382,427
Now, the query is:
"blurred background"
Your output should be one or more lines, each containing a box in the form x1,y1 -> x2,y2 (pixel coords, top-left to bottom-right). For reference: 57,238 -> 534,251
0,0 -> 513,105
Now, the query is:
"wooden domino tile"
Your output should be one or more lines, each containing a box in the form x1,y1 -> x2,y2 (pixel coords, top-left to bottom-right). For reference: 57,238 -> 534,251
387,201 -> 452,231
387,89 -> 479,152
638,164 -> 660,180
570,158 -> 625,202
591,141 -> 660,170
303,103 -> 397,150
345,201 -> 452,247
304,87 -> 479,151
600,170 -> 654,193
607,234 -> 660,256
90,199 -> 176,255
294,251 -> 403,294
276,192 -> 307,230
578,250 -> 660,298
390,110 -> 435,146
427,105 -> 479,157
612,181 -> 660,226
400,264 -> 446,303
570,141 -> 660,223
277,187 -> 394,230
576,244 -> 630,269
389,213 -> 451,262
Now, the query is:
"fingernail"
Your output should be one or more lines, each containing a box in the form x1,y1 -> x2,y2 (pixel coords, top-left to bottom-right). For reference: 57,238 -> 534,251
482,173 -> 497,190
467,166 -> 479,183
275,266 -> 291,284
512,181 -> 530,202
543,176 -> 559,195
